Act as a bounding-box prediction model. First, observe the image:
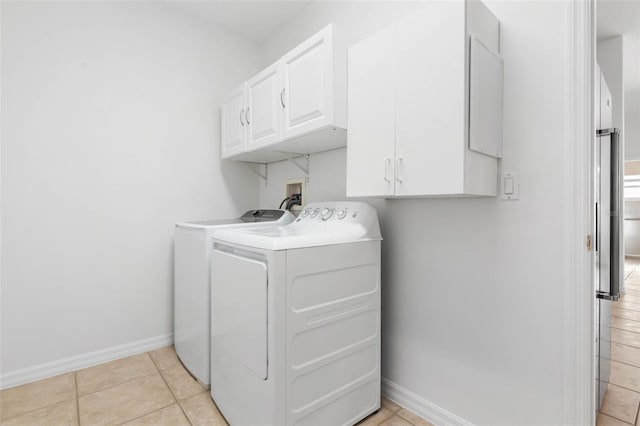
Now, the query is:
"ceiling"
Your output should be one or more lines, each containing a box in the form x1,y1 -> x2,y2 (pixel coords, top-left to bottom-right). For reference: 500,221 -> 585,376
597,0 -> 640,41
163,1 -> 311,44
166,1 -> 639,57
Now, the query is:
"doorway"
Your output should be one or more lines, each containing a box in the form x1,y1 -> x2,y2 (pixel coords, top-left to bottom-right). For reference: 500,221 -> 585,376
595,1 -> 640,424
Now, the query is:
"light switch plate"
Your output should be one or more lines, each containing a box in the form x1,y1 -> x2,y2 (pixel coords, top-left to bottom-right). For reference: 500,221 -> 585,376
501,171 -> 519,200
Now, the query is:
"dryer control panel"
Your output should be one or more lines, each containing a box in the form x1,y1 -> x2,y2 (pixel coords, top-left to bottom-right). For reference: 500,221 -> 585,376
298,206 -> 357,221
294,202 -> 373,224
297,206 -> 360,222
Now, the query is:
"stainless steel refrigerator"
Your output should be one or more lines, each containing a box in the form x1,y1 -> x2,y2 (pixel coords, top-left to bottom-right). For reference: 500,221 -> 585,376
595,65 -> 623,411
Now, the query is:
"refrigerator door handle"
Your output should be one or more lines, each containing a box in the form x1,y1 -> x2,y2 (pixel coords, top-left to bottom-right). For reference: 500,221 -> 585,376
595,202 -> 599,252
596,128 -> 621,301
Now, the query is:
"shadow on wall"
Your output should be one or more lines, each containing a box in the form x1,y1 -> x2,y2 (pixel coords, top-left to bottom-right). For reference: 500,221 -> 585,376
626,87 -> 640,160
219,158 -> 260,213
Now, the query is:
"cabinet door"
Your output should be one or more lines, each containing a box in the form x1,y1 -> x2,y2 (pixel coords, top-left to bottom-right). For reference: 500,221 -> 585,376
346,25 -> 396,198
395,4 -> 466,196
247,62 -> 282,151
281,25 -> 333,140
220,84 -> 246,159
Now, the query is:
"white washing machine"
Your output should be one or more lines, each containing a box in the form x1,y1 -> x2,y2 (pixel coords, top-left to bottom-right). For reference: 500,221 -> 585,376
174,209 -> 294,386
210,202 -> 382,426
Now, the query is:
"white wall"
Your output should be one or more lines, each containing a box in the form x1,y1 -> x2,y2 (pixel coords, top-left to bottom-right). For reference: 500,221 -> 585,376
259,2 -> 569,425
1,1 -> 261,379
597,37 -> 624,153
623,34 -> 640,160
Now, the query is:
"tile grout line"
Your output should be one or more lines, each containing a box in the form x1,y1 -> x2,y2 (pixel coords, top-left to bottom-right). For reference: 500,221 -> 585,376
607,378 -> 640,396
609,357 -> 640,370
209,391 -> 232,426
146,348 -> 194,426
613,305 -> 640,314
605,264 -> 640,426
74,371 -> 81,426
612,303 -> 640,310
602,265 -> 640,426
602,406 -> 637,425
611,306 -> 640,313
114,401 -> 176,426
0,373 -> 77,423
611,340 -> 640,352
111,351 -> 183,425
608,349 -> 640,373
599,413 -> 634,426
609,318 -> 640,334
616,270 -> 640,425
610,341 -> 640,350
73,353 -> 160,398
609,326 -> 640,335
0,398 -> 73,423
609,324 -> 640,335
76,370 -> 159,399
77,352 -> 175,425
611,313 -> 640,322
619,299 -> 640,304
378,414 -> 400,426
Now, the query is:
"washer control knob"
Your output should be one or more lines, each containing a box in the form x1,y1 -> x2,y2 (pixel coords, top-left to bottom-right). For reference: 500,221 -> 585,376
300,209 -> 309,218
336,209 -> 347,219
309,209 -> 319,218
321,208 -> 333,220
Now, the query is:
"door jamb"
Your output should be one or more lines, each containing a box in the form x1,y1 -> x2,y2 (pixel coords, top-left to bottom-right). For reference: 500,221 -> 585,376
564,0 -> 596,424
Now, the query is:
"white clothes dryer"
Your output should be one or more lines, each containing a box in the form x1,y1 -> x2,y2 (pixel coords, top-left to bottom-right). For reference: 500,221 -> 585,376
174,209 -> 294,386
210,202 -> 382,425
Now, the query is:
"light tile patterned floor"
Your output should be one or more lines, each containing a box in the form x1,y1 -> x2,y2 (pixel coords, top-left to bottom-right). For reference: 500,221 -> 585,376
598,257 -> 640,426
0,345 -> 431,425
4,261 -> 640,425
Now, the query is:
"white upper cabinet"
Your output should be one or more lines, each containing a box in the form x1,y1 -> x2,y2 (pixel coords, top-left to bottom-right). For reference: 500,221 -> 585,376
247,62 -> 281,151
347,0 -> 502,198
281,24 -> 346,140
221,84 -> 246,159
394,4 -> 466,197
346,25 -> 396,198
221,24 -> 347,163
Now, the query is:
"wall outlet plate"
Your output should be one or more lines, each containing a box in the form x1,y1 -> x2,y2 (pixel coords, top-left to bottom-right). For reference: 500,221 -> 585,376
501,171 -> 519,200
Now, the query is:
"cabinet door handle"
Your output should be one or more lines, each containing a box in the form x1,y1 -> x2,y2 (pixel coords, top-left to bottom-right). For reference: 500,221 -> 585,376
384,158 -> 391,182
395,157 -> 403,183
280,88 -> 286,108
240,109 -> 245,126
245,107 -> 250,124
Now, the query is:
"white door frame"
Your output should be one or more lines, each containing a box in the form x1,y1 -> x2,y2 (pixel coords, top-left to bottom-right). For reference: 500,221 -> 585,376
564,0 -> 596,425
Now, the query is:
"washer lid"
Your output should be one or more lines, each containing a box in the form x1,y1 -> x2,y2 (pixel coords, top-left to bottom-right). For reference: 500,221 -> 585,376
213,202 -> 382,251
176,209 -> 293,230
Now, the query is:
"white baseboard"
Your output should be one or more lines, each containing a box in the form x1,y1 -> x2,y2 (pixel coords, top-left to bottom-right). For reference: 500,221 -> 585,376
381,378 -> 474,426
0,333 -> 173,390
